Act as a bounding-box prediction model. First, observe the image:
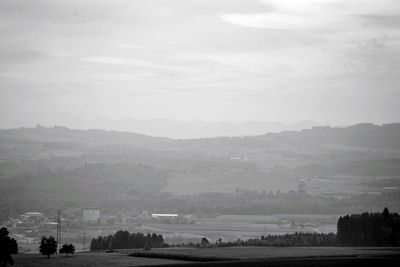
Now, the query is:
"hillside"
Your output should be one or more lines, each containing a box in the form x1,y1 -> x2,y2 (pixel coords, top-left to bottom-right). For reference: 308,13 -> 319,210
0,123 -> 399,220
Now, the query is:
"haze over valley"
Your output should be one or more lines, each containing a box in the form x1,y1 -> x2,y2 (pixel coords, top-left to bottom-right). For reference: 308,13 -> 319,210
1,0 -> 400,265
1,123 -> 399,220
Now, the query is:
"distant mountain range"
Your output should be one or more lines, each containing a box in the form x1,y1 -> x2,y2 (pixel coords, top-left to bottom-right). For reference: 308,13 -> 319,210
36,119 -> 320,139
0,122 -> 399,150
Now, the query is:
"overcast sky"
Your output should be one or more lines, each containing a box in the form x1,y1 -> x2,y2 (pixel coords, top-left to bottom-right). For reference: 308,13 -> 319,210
1,0 -> 399,131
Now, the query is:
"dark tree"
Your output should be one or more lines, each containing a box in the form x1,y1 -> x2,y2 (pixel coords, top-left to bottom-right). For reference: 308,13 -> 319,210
151,233 -> 158,246
59,243 -> 75,257
200,237 -> 209,247
0,228 -> 18,267
156,234 -> 164,246
39,236 -> 57,258
383,207 -> 390,218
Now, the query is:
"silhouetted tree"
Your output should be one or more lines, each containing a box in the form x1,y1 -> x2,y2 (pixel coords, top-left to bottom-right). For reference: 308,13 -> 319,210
39,236 -> 57,258
200,237 -> 209,247
59,243 -> 75,257
383,207 -> 390,218
156,234 -> 164,245
0,228 -> 18,267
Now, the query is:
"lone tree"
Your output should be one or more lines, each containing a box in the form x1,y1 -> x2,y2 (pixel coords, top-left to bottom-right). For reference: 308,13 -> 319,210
0,228 -> 18,267
59,243 -> 75,257
39,236 -> 57,258
200,237 -> 209,248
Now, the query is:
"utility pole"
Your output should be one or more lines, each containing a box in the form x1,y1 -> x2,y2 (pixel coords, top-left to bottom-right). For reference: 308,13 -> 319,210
57,209 -> 61,249
83,231 -> 86,250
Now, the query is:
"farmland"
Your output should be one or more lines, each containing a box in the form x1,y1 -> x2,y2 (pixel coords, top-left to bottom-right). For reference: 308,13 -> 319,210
143,214 -> 338,243
12,251 -> 187,267
131,246 -> 400,260
12,247 -> 400,267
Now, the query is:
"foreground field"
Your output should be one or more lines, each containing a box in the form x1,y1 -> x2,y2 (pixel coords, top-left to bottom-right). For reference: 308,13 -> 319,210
12,247 -> 400,266
12,251 -> 187,267
137,246 -> 400,260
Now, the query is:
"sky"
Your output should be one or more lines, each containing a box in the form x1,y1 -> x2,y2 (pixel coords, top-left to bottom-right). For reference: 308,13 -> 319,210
1,0 -> 400,133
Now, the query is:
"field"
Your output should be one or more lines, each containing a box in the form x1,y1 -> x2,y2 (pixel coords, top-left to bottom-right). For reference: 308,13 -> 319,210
13,213 -> 338,253
12,247 -> 400,267
163,171 -> 300,194
135,246 -> 400,260
143,214 -> 338,243
163,171 -> 366,196
12,251 -> 187,267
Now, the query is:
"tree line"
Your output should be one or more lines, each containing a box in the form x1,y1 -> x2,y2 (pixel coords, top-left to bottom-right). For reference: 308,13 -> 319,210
90,231 -> 165,250
245,232 -> 336,247
337,207 -> 400,246
173,233 -> 336,248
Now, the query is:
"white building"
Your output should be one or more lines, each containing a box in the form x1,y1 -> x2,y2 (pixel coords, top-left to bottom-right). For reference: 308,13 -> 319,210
151,213 -> 178,218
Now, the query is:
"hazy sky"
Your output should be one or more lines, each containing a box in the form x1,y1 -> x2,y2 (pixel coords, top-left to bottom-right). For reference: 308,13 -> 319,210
1,0 -> 400,129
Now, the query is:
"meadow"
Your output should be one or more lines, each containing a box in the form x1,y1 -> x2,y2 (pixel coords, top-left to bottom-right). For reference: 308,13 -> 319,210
12,251 -> 186,267
12,246 -> 400,267
145,214 -> 338,244
133,246 -> 400,260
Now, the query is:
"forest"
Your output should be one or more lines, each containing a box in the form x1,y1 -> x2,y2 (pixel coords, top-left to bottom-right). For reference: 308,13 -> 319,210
337,208 -> 400,246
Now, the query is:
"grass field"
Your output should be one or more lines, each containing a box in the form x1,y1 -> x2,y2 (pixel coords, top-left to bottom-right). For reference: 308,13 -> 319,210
12,247 -> 400,266
12,251 -> 188,267
142,214 -> 338,244
134,246 -> 400,260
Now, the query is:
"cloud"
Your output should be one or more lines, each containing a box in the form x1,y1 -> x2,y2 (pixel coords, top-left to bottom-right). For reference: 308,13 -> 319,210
82,57 -> 134,66
220,0 -> 400,31
358,14 -> 400,28
0,48 -> 47,65
1,0 -> 400,128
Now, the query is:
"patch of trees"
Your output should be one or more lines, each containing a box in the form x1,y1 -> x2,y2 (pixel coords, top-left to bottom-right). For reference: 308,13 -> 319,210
90,231 -> 165,250
0,228 -> 18,267
337,208 -> 400,246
